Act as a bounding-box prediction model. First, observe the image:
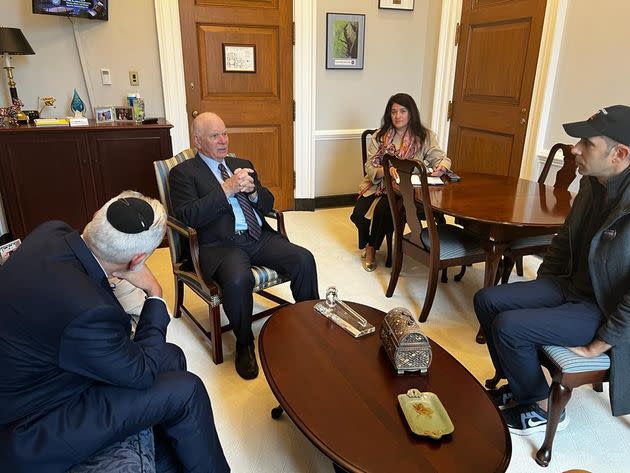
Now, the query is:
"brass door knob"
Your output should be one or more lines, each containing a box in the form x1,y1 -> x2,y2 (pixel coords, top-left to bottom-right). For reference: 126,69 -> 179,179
192,110 -> 199,118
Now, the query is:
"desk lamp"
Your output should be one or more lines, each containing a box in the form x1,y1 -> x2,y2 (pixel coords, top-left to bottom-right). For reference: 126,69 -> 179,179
0,27 -> 35,118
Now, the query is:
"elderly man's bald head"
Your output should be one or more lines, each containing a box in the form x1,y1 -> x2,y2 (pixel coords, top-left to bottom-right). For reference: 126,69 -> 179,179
191,112 -> 229,161
192,112 -> 223,137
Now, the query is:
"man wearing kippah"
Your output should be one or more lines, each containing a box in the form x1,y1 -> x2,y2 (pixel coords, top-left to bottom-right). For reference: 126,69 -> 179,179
169,112 -> 319,380
0,191 -> 230,472
474,105 -> 630,435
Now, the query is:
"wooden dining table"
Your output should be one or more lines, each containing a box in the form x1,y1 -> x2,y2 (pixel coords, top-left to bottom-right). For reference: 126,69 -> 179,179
422,172 -> 575,340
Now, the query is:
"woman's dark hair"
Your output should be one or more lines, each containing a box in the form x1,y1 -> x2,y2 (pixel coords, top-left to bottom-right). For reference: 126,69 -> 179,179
375,93 -> 428,146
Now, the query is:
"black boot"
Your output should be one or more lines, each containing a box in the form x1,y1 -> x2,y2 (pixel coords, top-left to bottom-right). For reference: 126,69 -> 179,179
235,343 -> 258,380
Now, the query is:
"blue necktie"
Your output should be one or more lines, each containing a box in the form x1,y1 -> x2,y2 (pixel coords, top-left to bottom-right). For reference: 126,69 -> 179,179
218,163 -> 261,240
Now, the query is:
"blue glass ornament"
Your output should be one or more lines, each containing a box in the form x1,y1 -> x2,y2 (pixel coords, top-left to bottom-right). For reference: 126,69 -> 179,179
71,89 -> 85,115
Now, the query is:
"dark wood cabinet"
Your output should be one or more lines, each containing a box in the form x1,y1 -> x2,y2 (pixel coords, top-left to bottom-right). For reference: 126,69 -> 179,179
0,119 -> 173,239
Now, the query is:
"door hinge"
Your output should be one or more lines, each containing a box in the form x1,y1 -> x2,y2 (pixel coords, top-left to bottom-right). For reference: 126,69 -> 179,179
293,171 -> 296,189
447,101 -> 453,121
293,99 -> 296,122
292,21 -> 295,45
455,22 -> 461,47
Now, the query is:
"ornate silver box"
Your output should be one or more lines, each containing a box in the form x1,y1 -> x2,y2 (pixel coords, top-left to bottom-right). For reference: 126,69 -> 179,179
380,308 -> 432,374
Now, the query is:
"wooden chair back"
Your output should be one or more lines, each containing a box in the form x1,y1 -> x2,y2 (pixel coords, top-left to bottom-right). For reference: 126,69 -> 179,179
383,155 -> 436,261
382,155 -> 485,322
361,128 -> 377,170
538,143 -> 577,190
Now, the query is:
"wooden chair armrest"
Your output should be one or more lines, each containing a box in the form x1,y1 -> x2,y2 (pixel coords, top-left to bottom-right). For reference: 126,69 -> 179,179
166,216 -> 214,294
264,209 -> 287,237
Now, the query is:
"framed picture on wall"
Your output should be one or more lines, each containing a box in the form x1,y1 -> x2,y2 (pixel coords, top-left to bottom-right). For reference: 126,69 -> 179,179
326,13 -> 365,70
222,44 -> 256,73
379,0 -> 415,11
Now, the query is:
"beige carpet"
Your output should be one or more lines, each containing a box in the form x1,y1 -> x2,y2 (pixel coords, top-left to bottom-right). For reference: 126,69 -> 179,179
146,207 -> 628,473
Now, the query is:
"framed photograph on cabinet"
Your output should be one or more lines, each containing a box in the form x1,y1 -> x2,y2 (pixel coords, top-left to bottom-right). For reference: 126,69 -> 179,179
222,44 -> 256,73
114,106 -> 134,122
326,13 -> 365,70
379,0 -> 415,11
94,106 -> 115,123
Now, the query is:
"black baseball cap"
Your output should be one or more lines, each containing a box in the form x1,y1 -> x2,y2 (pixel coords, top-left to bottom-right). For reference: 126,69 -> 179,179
563,105 -> 630,147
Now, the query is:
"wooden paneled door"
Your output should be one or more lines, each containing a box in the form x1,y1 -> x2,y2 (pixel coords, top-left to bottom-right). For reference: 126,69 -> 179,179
179,0 -> 294,209
447,0 -> 547,177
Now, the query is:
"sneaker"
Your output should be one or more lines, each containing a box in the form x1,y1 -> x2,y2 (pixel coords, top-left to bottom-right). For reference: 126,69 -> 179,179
502,403 -> 569,436
488,385 -> 515,410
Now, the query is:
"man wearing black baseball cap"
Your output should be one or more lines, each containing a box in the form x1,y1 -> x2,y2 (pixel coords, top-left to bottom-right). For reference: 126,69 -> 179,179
0,191 -> 230,472
474,105 -> 630,436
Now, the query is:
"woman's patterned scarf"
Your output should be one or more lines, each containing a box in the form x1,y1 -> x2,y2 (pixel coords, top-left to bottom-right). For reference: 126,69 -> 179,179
368,128 -> 420,195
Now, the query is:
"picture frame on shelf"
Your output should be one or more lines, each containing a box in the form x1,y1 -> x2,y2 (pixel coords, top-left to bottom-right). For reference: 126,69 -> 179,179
222,44 -> 256,73
379,0 -> 415,11
0,238 -> 21,265
326,13 -> 365,70
94,106 -> 115,124
114,106 -> 134,122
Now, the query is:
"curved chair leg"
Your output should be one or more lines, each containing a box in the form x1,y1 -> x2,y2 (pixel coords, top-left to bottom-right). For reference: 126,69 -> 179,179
209,305 -> 223,365
173,276 -> 184,318
441,268 -> 448,283
515,255 -> 524,276
593,382 -> 604,392
454,265 -> 466,281
536,382 -> 572,467
501,257 -> 516,284
485,372 -> 504,389
385,241 -> 403,298
271,405 -> 284,419
494,258 -> 504,286
385,232 -> 393,268
419,264 -> 440,323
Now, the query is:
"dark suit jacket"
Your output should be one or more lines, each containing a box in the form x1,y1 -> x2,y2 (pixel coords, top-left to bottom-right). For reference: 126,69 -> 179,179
169,153 -> 275,248
0,221 -> 170,427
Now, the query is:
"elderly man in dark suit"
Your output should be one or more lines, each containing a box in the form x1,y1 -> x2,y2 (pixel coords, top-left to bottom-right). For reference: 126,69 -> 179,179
169,112 -> 319,380
0,191 -> 229,473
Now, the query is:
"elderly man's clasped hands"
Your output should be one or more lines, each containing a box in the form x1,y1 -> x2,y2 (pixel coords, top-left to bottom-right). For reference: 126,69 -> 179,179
221,167 -> 256,197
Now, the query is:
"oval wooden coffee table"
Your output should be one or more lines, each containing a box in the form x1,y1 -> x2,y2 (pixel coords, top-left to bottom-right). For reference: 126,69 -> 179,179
259,301 -> 511,473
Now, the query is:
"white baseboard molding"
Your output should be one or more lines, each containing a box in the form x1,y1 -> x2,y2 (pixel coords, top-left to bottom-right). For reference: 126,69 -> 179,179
314,129 -> 366,141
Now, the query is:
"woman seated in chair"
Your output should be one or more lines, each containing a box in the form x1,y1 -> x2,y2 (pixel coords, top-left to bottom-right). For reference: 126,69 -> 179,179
351,92 -> 451,271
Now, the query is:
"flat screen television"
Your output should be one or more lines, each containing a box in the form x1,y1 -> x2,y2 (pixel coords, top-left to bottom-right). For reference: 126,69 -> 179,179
33,0 -> 108,21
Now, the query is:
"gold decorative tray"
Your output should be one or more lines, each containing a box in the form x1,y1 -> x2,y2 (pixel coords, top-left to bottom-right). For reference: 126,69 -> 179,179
398,389 -> 454,439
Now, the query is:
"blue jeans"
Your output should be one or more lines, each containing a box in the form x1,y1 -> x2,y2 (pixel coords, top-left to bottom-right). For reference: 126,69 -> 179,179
474,278 -> 603,404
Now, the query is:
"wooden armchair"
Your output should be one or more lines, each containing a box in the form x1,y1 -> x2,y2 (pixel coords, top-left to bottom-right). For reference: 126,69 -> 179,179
486,346 -> 610,467
361,128 -> 393,267
383,155 -> 486,322
499,144 -> 577,282
153,149 -> 290,364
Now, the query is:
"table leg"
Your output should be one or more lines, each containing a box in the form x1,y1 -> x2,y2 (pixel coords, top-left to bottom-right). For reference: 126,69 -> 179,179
476,242 -> 507,344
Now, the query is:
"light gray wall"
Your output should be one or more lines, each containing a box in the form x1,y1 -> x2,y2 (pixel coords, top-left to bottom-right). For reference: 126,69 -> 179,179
1,1 -> 165,118
544,0 -> 630,149
315,0 -> 443,197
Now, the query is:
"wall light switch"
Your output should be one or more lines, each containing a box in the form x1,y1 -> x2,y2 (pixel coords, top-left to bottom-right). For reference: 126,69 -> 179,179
129,71 -> 139,86
100,68 -> 112,85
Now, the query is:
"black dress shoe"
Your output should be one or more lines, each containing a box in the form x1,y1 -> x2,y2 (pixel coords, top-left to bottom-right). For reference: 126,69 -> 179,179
235,343 -> 259,380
